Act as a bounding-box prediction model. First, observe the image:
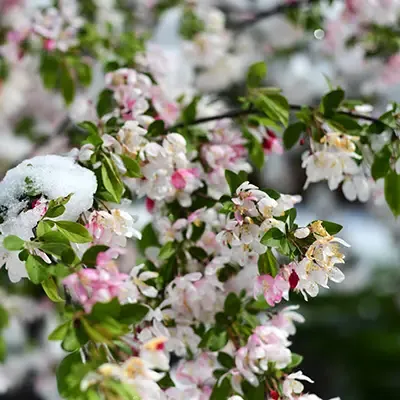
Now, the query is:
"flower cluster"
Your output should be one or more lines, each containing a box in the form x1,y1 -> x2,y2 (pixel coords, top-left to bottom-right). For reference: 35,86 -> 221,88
302,130 -> 370,202
183,5 -> 231,69
217,182 -> 300,267
201,120 -> 252,199
82,337 -> 170,400
32,1 -> 83,52
6,1 -> 399,395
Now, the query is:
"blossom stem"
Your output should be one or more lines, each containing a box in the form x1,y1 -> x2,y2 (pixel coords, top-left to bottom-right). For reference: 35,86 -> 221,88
227,326 -> 241,349
168,105 -> 382,131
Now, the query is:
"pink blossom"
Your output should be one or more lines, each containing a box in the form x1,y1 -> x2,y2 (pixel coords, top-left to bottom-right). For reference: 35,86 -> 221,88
31,198 -> 48,216
96,248 -> 124,268
269,305 -> 305,336
151,86 -> 180,126
170,353 -> 216,397
43,38 -> 57,51
171,171 -> 186,190
171,168 -> 200,190
146,197 -> 156,213
263,129 -> 283,155
187,208 -> 206,224
289,270 -> 300,289
63,266 -> 128,313
253,274 -> 289,307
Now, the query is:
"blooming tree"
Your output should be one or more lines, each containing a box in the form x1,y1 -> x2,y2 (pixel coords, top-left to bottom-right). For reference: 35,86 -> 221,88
0,0 -> 400,399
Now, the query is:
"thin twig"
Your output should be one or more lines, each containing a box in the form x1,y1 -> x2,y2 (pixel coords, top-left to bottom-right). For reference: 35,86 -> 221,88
168,105 -> 382,131
230,0 -> 320,31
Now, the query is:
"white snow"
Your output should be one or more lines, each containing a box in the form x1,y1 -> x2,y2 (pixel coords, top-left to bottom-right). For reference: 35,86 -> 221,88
0,155 -> 97,222
0,155 -> 97,282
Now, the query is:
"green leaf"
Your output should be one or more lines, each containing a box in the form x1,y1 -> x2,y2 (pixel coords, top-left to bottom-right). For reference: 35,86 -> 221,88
55,221 -> 93,243
366,120 -> 387,134
371,145 -> 391,180
256,94 -> 289,127
60,65 -> 75,105
210,377 -> 231,400
283,122 -> 306,150
0,305 -> 9,330
76,62 -> 92,87
225,170 -> 248,195
40,231 -> 70,244
264,188 -> 281,200
247,61 -> 267,88
137,223 -> 159,254
288,207 -> 297,228
219,202 -> 234,215
250,140 -> 265,169
158,373 -> 175,390
119,303 -> 149,325
258,248 -> 279,277
160,254 -> 177,284
101,156 -> 124,203
159,241 -> 176,260
61,247 -> 77,264
104,379 -> 141,400
121,155 -> 142,178
321,220 -> 343,235
81,318 -> 112,344
61,324 -> 81,352
97,89 -> 116,117
48,321 -> 70,341
182,96 -> 200,124
90,298 -> 121,321
190,222 -> 206,242
47,263 -> 71,278
379,109 -> 398,129
147,120 -> 165,137
321,89 -> 345,116
385,169 -> 400,217
57,352 -> 82,397
36,220 -> 55,237
179,8 -> 205,40
86,389 -> 102,400
249,295 -> 271,311
26,255 -> 49,284
328,114 -> 362,132
261,228 -> 285,247
224,292 -> 241,317
44,205 -> 65,218
217,352 -> 235,370
39,241 -> 71,258
78,121 -> 98,137
189,246 -> 208,261
242,380 -> 265,399
39,53 -> 59,89
207,329 -> 228,352
42,277 -> 64,302
3,235 -> 24,251
82,245 -> 109,268
286,353 -> 304,370
0,336 -> 6,362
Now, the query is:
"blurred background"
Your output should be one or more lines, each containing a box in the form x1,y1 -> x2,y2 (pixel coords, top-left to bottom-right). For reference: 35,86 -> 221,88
1,0 -> 400,399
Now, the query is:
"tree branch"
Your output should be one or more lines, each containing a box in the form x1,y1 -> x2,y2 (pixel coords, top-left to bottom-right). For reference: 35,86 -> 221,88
230,0 -> 320,31
168,105 -> 382,131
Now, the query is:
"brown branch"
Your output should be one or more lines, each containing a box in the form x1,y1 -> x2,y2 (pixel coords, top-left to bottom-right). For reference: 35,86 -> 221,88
168,104 -> 382,131
229,0 -> 321,31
